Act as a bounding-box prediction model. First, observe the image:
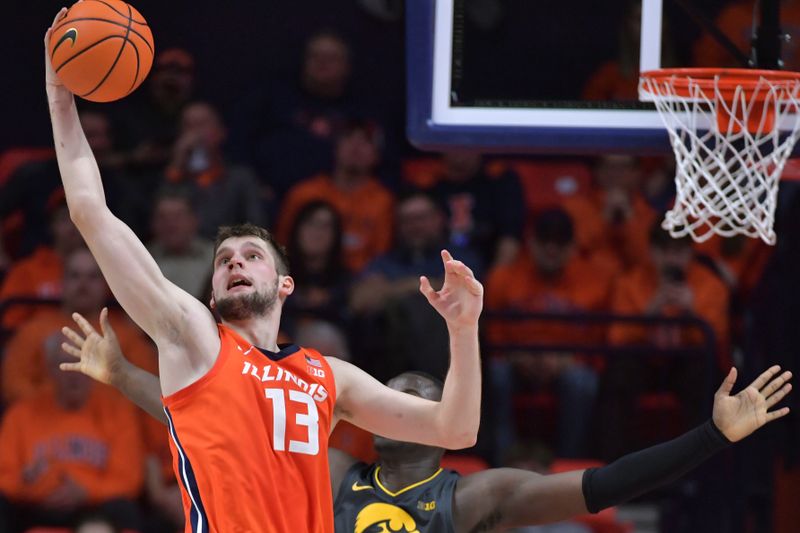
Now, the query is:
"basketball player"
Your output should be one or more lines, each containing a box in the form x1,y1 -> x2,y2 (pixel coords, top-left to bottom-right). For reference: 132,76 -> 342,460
62,311 -> 791,532
44,9 -> 482,532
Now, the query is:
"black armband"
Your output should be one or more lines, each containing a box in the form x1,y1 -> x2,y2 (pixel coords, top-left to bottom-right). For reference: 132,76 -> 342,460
582,419 -> 730,513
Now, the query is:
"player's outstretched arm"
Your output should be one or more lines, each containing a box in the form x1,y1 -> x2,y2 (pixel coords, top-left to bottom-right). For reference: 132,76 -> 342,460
44,11 -> 216,354
61,309 -> 167,425
329,250 -> 482,449
454,365 -> 792,531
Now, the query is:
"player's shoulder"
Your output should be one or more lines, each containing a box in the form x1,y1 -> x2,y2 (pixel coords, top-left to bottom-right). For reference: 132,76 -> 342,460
322,354 -> 347,375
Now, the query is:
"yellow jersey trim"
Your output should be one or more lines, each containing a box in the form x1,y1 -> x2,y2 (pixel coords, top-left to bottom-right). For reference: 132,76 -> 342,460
374,466 -> 444,497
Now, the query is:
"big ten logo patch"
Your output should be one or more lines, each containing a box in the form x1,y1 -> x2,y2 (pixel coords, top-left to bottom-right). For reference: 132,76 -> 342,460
417,500 -> 436,512
305,355 -> 326,378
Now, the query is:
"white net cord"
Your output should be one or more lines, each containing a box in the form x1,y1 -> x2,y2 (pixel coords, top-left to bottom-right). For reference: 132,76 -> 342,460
640,74 -> 800,244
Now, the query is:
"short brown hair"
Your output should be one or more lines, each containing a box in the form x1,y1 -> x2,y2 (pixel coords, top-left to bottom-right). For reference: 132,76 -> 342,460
214,224 -> 290,275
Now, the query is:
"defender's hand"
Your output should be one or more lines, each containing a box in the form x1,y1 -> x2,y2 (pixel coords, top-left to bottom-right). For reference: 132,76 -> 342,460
419,250 -> 483,329
61,308 -> 125,386
713,366 -> 792,442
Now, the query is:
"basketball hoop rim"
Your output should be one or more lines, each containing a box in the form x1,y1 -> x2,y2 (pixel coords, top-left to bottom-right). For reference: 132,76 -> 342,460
641,67 -> 800,100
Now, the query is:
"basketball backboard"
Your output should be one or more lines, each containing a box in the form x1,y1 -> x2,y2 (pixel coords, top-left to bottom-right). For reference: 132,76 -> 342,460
406,0 -> 800,154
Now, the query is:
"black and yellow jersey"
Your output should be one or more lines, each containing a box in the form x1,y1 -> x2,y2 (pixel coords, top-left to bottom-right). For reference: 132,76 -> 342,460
334,462 -> 460,533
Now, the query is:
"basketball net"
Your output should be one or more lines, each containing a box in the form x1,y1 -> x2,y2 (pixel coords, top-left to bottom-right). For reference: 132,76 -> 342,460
640,69 -> 800,244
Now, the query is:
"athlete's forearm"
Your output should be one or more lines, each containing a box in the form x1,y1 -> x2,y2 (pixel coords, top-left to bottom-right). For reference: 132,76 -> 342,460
48,91 -> 108,219
111,359 -> 167,425
582,419 -> 730,513
437,324 -> 481,448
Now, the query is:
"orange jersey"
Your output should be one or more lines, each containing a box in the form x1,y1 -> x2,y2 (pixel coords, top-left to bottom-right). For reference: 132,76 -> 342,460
0,386 -> 144,505
609,263 -> 730,366
162,324 -> 337,533
275,173 -> 394,272
563,190 -> 657,273
485,253 -> 613,357
0,246 -> 63,329
2,308 -> 157,405
583,61 -> 640,101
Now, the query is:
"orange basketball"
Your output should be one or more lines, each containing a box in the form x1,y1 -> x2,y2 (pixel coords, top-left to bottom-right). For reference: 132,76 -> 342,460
48,0 -> 154,103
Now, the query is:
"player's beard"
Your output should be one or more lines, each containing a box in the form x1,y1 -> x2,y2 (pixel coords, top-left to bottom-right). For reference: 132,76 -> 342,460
216,279 -> 279,321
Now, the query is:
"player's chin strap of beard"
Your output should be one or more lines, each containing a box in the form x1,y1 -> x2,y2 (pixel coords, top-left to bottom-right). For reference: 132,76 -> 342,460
581,420 -> 730,513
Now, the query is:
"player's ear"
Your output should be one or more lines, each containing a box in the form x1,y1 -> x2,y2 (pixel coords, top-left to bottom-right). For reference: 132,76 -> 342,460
279,275 -> 294,298
209,294 -> 216,309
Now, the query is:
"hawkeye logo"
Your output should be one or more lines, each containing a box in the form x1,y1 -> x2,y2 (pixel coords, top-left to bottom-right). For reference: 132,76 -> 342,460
355,503 -> 420,533
53,28 -> 78,54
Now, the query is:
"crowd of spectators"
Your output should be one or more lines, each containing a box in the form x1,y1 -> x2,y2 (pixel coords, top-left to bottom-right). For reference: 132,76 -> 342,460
0,2 -> 798,531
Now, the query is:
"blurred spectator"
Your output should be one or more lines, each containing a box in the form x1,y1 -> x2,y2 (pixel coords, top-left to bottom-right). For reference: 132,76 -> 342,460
165,101 -> 268,238
282,201 -> 350,329
486,208 -> 611,460
563,154 -> 657,274
694,235 -> 771,302
294,319 -> 352,361
147,185 -> 214,300
277,119 -> 394,272
112,48 -> 196,175
349,190 -> 481,381
693,1 -> 800,70
233,30 -> 393,197
582,0 -> 642,101
2,249 -> 157,405
639,156 -> 676,213
75,513 -> 120,533
582,0 -> 678,102
0,333 -> 144,532
598,223 -> 729,459
429,151 -> 525,268
608,224 -> 730,351
0,235 -> 8,278
0,110 -> 136,259
295,318 -> 371,462
0,199 -> 83,331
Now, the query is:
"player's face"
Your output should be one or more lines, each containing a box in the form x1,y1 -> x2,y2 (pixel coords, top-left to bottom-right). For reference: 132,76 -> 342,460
212,237 -> 287,320
373,374 -> 444,457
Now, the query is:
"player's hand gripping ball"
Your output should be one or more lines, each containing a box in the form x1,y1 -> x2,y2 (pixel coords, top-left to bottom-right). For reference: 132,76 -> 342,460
48,0 -> 154,102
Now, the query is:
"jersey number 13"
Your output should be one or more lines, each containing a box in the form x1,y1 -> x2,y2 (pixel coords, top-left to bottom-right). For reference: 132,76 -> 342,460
264,388 -> 319,455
